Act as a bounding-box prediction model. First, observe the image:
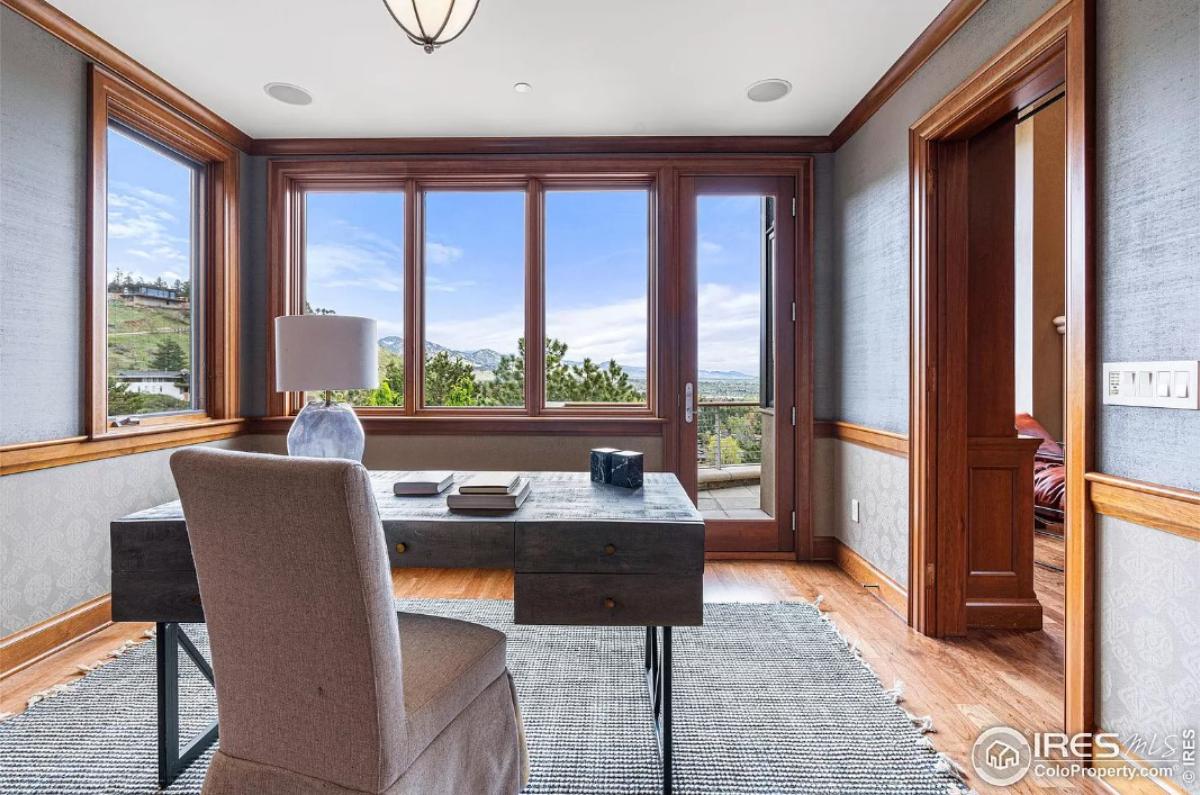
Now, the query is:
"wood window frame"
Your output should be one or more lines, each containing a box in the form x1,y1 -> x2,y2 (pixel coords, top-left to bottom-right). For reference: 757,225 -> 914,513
87,66 -> 240,440
267,159 -> 662,429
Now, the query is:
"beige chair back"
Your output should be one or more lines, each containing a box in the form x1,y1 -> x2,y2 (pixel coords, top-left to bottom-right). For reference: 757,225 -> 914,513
170,448 -> 407,793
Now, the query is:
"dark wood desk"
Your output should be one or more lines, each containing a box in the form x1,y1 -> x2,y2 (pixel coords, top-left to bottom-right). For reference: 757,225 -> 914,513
111,471 -> 705,792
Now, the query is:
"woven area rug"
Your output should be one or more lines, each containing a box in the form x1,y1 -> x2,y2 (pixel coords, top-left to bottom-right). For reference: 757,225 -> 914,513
0,600 -> 966,794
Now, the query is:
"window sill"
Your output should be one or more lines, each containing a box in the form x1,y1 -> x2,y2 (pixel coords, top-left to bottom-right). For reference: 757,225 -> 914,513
0,419 -> 245,476
246,414 -> 666,436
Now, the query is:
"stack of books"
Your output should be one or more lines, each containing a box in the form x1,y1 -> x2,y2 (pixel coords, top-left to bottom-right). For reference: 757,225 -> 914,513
393,471 -> 455,496
446,472 -> 531,511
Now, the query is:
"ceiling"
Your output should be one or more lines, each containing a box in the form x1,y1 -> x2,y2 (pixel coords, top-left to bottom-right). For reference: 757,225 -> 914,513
48,0 -> 948,140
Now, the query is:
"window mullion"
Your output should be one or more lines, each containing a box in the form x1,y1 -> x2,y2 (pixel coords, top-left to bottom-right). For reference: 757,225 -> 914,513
525,179 -> 545,416
404,179 -> 420,415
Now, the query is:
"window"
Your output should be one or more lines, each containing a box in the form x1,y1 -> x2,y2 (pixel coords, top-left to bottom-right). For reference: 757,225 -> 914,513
89,67 -> 239,437
271,165 -> 659,422
544,189 -> 650,408
422,190 -> 525,408
303,191 -> 406,407
105,125 -> 202,419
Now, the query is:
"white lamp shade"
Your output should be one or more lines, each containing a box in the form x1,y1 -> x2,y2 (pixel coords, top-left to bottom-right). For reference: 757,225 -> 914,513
274,315 -> 379,392
383,0 -> 480,46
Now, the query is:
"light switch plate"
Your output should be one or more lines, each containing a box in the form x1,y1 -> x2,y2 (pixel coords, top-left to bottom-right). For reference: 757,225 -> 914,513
850,499 -> 860,523
1102,361 -> 1199,409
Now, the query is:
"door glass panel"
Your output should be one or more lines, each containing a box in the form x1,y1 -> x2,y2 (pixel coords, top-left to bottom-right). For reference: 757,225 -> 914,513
695,195 -> 775,520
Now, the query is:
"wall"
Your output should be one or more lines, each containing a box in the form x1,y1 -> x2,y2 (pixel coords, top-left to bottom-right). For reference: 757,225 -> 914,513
821,0 -> 1057,581
1092,0 -> 1200,782
0,7 -> 86,444
1014,100 -> 1066,441
0,9 -> 259,634
825,0 -> 1200,783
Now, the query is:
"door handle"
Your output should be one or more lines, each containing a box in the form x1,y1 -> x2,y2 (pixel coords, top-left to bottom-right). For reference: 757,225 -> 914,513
685,382 -> 694,423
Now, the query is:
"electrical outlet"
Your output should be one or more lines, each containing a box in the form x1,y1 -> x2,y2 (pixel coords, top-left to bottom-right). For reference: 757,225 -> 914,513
851,499 -> 860,523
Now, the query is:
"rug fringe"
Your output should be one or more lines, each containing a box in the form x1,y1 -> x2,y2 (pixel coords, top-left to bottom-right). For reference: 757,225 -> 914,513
814,603 -> 970,793
17,632 -> 156,714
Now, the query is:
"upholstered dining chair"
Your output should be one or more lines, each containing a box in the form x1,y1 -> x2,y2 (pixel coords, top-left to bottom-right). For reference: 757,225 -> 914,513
170,448 -> 527,795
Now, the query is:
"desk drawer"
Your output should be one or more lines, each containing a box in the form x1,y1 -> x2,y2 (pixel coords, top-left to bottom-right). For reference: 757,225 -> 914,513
514,573 -> 702,626
516,521 -> 704,574
386,522 -> 513,568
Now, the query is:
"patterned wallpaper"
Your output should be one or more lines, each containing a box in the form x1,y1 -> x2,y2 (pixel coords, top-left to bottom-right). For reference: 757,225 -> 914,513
0,439 -> 243,635
1098,516 -> 1200,791
814,438 -> 908,588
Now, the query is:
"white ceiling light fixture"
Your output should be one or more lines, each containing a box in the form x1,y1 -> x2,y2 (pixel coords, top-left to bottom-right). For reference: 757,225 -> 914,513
513,82 -> 532,94
264,82 -> 313,106
382,0 -> 482,54
746,78 -> 792,103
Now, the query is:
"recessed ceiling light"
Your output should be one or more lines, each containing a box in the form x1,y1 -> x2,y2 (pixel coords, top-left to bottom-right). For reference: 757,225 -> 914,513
264,82 -> 313,106
746,78 -> 791,103
513,82 -> 533,94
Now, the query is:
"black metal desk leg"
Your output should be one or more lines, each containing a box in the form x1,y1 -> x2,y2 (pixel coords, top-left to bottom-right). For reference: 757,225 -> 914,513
644,625 -> 674,794
156,622 -> 219,789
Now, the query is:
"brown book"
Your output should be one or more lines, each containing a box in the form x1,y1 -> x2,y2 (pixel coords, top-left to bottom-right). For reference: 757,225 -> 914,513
447,478 -> 531,511
457,472 -> 521,495
393,471 -> 455,496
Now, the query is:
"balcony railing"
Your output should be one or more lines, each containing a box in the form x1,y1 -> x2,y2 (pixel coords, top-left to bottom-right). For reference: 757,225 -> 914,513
696,401 -> 763,471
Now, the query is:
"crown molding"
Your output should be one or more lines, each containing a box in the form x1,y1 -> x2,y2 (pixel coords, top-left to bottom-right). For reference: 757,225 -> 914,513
1,0 -> 253,152
829,0 -> 988,149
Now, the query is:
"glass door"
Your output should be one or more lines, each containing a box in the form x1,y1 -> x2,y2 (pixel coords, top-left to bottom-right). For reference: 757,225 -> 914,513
679,176 -> 797,552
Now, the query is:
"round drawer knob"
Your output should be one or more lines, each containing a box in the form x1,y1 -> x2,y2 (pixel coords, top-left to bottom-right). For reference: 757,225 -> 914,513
395,542 -> 407,554
603,597 -> 616,609
604,543 -> 617,556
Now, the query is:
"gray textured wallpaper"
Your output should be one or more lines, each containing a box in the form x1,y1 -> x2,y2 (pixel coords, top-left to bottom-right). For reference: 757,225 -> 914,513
0,8 -> 87,443
239,154 -> 269,417
1095,0 -> 1200,492
1098,516 -> 1200,790
828,0 -> 1058,434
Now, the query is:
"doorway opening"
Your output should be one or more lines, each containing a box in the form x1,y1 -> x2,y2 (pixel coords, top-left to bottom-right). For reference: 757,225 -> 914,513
908,0 -> 1093,736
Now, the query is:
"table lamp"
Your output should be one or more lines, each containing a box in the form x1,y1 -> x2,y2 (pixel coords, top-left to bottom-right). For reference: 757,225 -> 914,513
274,314 -> 378,461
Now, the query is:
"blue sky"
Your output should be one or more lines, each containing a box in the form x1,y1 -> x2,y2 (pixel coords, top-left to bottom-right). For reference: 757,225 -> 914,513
106,132 -> 767,375
106,126 -> 196,287
304,190 -> 765,374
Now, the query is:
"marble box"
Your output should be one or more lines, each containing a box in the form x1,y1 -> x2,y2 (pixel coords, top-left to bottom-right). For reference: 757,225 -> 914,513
590,447 -> 620,483
609,450 -> 644,489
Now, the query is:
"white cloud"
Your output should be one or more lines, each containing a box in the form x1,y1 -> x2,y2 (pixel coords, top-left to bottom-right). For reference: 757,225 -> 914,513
696,283 -> 761,373
421,284 -> 760,374
426,241 -> 464,266
106,183 -> 190,280
306,240 -> 404,293
426,276 -> 478,293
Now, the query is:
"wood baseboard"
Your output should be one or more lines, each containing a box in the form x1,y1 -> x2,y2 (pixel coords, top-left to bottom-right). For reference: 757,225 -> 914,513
812,534 -> 836,560
965,598 -> 1043,630
0,595 -> 112,679
829,538 -> 908,617
704,551 -> 797,561
1094,736 -> 1188,794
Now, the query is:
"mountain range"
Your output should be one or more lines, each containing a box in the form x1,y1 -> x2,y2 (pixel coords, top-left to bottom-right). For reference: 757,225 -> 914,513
376,336 -> 753,380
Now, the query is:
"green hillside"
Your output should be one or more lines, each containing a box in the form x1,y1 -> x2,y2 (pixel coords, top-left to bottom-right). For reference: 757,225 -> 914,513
107,301 -> 191,377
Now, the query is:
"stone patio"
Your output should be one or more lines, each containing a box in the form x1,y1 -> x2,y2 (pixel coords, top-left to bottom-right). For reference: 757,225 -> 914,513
696,480 -> 769,520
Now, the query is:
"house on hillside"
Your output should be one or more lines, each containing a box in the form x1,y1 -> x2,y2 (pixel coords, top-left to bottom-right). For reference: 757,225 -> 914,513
116,370 -> 188,401
110,285 -> 189,309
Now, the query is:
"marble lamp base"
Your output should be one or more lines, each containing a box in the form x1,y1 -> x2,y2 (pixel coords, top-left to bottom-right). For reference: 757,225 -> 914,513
287,398 -> 366,461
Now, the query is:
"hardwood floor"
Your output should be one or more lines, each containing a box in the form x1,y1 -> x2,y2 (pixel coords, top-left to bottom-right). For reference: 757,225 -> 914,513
2,559 -> 1096,793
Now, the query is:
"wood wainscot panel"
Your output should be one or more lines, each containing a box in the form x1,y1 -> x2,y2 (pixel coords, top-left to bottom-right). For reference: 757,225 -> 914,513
965,435 -> 1044,630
